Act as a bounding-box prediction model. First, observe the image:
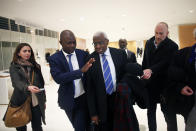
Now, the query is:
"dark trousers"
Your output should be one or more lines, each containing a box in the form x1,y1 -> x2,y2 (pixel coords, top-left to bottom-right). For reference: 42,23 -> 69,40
147,103 -> 157,131
98,93 -> 116,131
64,94 -> 89,131
16,105 -> 42,131
161,101 -> 187,131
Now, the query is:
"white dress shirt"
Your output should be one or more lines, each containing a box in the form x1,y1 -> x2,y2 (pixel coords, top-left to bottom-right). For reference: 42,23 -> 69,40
99,48 -> 117,92
154,40 -> 158,48
125,48 -> 128,55
62,50 -> 85,98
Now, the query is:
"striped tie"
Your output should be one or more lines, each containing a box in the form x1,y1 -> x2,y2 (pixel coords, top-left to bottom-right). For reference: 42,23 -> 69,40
67,54 -> 75,94
102,54 -> 114,95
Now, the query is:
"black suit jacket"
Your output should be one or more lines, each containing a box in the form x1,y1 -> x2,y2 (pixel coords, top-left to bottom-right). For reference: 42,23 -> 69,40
86,47 -> 127,122
142,36 -> 178,103
127,49 -> 137,63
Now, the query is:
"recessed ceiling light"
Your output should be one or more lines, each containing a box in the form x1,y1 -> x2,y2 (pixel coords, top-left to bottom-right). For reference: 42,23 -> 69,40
80,17 -> 85,21
121,27 -> 125,31
189,10 -> 194,13
122,14 -> 127,17
60,19 -> 65,22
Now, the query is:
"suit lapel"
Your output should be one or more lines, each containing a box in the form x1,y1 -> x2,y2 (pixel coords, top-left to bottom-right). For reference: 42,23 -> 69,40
59,50 -> 70,71
75,49 -> 83,69
94,53 -> 102,72
127,50 -> 132,59
92,52 -> 105,82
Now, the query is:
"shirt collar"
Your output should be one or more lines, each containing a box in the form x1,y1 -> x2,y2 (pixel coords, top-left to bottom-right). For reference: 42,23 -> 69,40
62,50 -> 76,57
154,40 -> 158,48
103,47 -> 110,56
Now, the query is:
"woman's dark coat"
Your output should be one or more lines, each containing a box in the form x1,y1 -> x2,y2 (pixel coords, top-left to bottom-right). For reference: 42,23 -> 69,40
4,62 -> 46,124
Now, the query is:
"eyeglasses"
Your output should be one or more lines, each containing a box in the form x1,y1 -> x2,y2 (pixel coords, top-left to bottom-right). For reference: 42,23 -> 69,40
92,41 -> 105,46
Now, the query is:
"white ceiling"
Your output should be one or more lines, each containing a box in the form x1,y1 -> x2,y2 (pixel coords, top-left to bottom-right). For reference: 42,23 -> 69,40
0,0 -> 196,41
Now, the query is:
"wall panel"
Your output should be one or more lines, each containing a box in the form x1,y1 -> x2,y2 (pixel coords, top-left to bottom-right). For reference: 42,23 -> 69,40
179,24 -> 196,49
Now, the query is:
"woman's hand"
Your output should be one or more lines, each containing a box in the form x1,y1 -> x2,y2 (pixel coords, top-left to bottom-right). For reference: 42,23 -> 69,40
28,85 -> 41,93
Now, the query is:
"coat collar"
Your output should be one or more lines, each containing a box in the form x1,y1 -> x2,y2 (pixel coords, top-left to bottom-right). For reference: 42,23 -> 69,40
150,37 -> 169,53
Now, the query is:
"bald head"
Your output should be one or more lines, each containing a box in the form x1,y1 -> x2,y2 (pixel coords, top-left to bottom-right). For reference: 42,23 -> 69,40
154,22 -> 169,45
119,39 -> 127,49
157,22 -> 168,29
60,30 -> 76,54
60,30 -> 75,42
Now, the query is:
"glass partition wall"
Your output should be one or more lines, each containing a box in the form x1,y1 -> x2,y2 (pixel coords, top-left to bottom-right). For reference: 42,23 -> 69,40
0,29 -> 58,71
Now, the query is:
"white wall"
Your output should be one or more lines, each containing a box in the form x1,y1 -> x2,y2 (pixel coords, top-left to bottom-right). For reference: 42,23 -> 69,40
86,38 -> 94,53
169,25 -> 180,46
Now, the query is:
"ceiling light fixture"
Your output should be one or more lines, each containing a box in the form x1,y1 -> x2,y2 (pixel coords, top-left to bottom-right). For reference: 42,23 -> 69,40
189,10 -> 194,13
60,19 -> 65,22
80,17 -> 85,21
121,27 -> 125,31
122,14 -> 127,17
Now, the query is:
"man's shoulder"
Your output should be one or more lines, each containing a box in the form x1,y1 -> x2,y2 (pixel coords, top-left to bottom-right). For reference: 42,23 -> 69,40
50,50 -> 62,59
75,48 -> 85,53
179,46 -> 192,54
146,36 -> 155,46
89,51 -> 97,57
75,49 -> 88,56
109,47 -> 124,54
167,38 -> 178,46
127,49 -> 135,54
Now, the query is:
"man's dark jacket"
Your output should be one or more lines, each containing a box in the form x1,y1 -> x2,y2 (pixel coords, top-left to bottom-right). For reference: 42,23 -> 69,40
165,44 -> 196,116
142,36 -> 178,103
127,50 -> 137,63
86,47 -> 127,122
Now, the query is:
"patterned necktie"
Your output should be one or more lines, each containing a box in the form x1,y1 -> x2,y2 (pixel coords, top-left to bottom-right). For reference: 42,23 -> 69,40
67,54 -> 75,94
102,54 -> 114,95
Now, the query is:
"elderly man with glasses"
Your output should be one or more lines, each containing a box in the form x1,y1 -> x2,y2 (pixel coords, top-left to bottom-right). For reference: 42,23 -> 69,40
86,31 -> 127,131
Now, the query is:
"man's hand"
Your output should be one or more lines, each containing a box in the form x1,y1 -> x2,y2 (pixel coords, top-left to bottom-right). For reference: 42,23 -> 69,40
91,116 -> 99,125
142,69 -> 152,79
181,86 -> 193,96
28,85 -> 41,93
81,58 -> 95,73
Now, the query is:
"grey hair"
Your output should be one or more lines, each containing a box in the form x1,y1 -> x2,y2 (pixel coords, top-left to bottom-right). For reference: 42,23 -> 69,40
193,28 -> 196,38
93,31 -> 108,40
157,22 -> 169,29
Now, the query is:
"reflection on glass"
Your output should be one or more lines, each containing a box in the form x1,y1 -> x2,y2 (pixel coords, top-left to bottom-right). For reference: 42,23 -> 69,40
2,41 -> 12,70
0,41 -> 3,70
